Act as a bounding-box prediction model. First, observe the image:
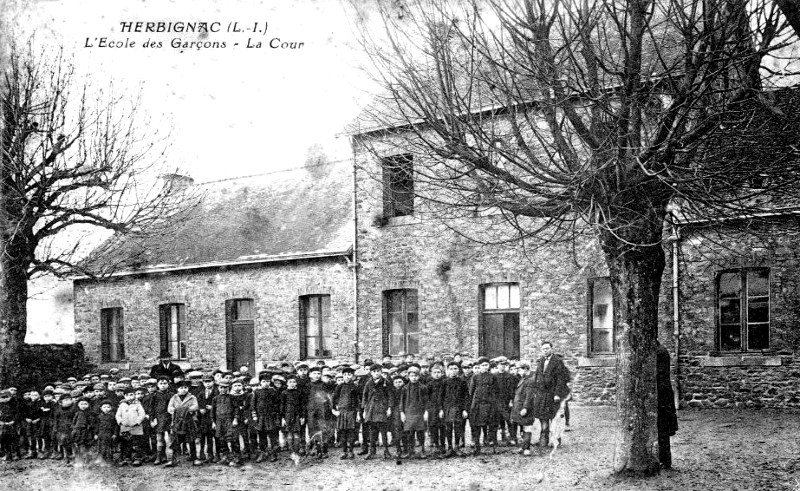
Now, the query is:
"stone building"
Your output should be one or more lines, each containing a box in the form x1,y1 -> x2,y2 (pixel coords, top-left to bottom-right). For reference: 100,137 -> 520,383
73,162 -> 356,373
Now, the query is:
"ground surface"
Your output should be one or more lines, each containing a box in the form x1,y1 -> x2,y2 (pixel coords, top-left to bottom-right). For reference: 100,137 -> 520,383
2,406 -> 799,491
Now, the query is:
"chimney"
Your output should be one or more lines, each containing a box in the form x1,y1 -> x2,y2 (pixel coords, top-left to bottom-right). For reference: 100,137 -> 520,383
160,173 -> 194,193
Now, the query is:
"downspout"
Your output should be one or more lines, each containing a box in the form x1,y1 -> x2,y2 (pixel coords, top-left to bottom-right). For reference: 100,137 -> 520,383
351,136 -> 360,364
669,222 -> 681,409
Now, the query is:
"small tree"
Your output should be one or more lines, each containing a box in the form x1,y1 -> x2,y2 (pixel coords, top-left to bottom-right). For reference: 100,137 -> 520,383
352,0 -> 799,474
0,44 -> 187,385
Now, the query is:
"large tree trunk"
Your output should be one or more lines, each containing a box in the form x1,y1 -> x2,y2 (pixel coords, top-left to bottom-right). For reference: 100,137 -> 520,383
601,207 -> 667,476
0,247 -> 28,386
774,0 -> 800,39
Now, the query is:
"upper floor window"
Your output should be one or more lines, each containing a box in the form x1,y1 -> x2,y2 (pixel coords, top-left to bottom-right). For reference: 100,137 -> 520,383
300,295 -> 332,359
718,268 -> 770,351
382,154 -> 414,218
588,277 -> 614,354
159,303 -> 187,360
100,307 -> 125,362
383,289 -> 418,356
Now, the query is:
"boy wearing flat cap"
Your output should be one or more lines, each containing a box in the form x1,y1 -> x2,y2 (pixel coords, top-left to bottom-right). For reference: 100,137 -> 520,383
360,363 -> 391,459
332,367 -> 360,459
469,357 -> 499,455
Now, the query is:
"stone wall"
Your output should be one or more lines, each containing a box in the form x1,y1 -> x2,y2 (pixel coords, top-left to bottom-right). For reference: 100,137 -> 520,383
74,257 -> 354,373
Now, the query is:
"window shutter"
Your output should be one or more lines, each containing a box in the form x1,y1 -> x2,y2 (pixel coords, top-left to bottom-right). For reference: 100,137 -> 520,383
117,309 -> 125,361
158,305 -> 169,355
299,297 -> 308,360
477,286 -> 484,356
586,278 -> 594,355
225,300 -> 233,370
100,310 -> 110,362
178,304 -> 187,358
382,159 -> 394,218
381,292 -> 389,356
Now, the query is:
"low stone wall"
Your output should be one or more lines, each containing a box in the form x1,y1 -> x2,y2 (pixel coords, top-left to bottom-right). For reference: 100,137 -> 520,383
677,355 -> 800,409
572,366 -> 616,405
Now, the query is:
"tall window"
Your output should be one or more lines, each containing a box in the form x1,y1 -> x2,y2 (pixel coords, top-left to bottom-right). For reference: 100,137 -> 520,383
299,295 -> 332,359
480,283 -> 520,358
100,308 -> 125,362
383,289 -> 419,356
159,304 -> 187,360
718,268 -> 770,351
382,154 -> 414,218
588,277 -> 614,354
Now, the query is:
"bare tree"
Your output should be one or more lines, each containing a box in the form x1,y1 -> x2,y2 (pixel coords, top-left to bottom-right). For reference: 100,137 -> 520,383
0,44 -> 187,385
352,0 -> 799,475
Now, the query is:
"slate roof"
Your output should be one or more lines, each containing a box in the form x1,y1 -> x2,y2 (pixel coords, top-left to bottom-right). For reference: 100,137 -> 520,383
82,160 -> 353,276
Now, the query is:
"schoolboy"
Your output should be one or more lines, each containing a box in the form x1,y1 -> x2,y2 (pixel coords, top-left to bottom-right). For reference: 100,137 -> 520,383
305,366 -> 333,458
332,367 -> 360,459
388,375 -> 406,458
442,362 -> 469,456
400,366 -> 428,459
361,363 -> 391,459
229,379 -> 250,464
23,390 -> 43,458
251,373 -> 281,462
150,376 -> 174,465
72,396 -> 94,460
211,380 -> 238,465
511,361 -> 537,456
0,390 -> 19,460
426,363 -> 446,457
141,379 -> 158,461
280,375 -> 305,455
195,374 -> 218,462
96,399 -> 118,464
166,380 -> 201,467
468,357 -> 499,455
38,389 -> 57,459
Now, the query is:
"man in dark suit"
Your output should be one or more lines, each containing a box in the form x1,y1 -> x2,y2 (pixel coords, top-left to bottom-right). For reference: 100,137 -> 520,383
149,350 -> 185,382
656,340 -> 678,469
532,341 -> 570,447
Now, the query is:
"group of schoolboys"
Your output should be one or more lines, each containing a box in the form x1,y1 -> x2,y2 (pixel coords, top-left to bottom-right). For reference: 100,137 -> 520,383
0,343 -> 571,467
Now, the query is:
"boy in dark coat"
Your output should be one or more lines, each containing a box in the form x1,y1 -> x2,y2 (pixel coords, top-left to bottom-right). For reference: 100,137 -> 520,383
38,389 -> 57,459
468,357 -> 499,455
280,375 -> 305,455
388,375 -> 406,458
211,380 -> 238,465
251,375 -> 281,462
150,376 -> 174,465
332,367 -> 360,459
442,362 -> 469,456
52,392 -> 76,461
96,400 -> 118,464
23,390 -> 43,458
305,366 -> 334,458
0,390 -> 20,460
425,363 -> 446,457
72,397 -> 95,460
194,375 -> 217,462
360,363 -> 391,459
510,361 -> 537,455
229,379 -> 250,465
400,366 -> 428,458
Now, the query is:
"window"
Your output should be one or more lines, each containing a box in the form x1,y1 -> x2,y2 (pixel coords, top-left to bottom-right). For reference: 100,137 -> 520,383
100,308 -> 125,362
480,283 -> 520,358
159,304 -> 187,360
588,277 -> 614,354
382,154 -> 414,218
299,295 -> 332,359
383,289 -> 419,356
718,268 -> 770,351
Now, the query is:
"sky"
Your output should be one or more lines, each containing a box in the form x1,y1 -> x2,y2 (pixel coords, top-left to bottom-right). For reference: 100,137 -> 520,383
13,0 -> 377,183
12,0 -> 385,341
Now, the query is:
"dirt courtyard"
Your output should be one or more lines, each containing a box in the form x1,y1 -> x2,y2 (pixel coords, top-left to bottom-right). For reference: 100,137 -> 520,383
2,406 -> 799,491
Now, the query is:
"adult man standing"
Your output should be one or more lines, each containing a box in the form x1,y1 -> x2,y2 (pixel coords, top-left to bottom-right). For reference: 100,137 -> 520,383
149,350 -> 184,382
532,341 -> 570,447
656,340 -> 678,469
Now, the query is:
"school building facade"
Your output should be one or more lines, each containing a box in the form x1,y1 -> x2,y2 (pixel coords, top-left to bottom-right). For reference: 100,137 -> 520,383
75,122 -> 800,410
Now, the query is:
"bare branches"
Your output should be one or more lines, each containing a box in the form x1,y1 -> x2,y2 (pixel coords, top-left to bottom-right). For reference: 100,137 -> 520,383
0,43 -> 190,280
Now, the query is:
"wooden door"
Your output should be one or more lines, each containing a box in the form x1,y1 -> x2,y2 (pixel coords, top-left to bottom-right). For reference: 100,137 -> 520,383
226,299 -> 256,373
482,313 -> 520,359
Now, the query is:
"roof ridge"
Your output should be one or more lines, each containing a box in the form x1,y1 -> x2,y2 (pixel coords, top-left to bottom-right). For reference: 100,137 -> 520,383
196,158 -> 352,185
